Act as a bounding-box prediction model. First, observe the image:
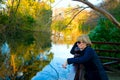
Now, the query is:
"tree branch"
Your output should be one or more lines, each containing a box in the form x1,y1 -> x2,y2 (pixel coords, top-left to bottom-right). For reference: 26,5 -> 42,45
73,0 -> 120,28
66,7 -> 87,27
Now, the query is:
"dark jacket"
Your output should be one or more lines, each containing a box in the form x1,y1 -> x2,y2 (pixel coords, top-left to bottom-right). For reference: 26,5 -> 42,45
70,42 -> 82,57
70,42 -> 84,80
67,46 -> 109,80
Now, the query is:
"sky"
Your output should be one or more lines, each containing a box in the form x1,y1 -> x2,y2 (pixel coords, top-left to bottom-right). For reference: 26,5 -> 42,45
52,0 -> 103,9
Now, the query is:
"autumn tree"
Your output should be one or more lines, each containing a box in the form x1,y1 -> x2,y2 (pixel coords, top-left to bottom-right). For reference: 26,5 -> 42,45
0,0 -> 53,79
73,0 -> 120,28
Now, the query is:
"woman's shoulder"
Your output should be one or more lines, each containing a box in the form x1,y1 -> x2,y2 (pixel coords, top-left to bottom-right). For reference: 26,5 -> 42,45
85,46 -> 95,52
86,46 -> 93,50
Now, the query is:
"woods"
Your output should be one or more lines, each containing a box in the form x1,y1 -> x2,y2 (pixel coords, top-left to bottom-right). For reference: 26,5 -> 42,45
0,0 -> 120,80
73,0 -> 120,28
0,0 -> 53,79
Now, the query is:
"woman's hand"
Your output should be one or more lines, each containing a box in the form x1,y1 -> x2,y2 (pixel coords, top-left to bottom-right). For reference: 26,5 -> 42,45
62,61 -> 68,69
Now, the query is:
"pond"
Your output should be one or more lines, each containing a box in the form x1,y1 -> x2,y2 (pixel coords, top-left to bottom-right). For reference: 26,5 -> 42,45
0,31 -> 120,80
32,43 -> 120,80
32,43 -> 74,80
0,31 -> 53,80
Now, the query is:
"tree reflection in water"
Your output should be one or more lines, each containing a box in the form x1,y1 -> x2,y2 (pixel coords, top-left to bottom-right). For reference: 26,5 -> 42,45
0,31 -> 53,80
32,43 -> 75,80
32,57 -> 76,80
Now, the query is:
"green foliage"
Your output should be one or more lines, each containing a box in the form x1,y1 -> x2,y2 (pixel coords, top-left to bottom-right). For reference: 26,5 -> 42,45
88,17 -> 120,69
0,0 -> 53,79
87,1 -> 120,68
0,31 -> 53,80
89,18 -> 120,42
0,14 -> 9,25
17,14 -> 35,30
79,24 -> 91,34
21,52 -> 53,80
51,20 -> 66,32
104,0 -> 120,21
0,0 -> 3,3
35,8 -> 52,31
89,0 -> 120,44
89,18 -> 120,60
33,31 -> 52,50
26,15 -> 35,25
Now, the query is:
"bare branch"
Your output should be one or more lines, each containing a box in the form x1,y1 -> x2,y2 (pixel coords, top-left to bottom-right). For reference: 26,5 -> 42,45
14,0 -> 21,15
73,0 -> 120,28
66,7 -> 87,26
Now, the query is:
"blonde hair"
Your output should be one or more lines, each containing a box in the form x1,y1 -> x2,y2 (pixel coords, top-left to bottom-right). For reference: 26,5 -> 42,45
77,34 -> 92,46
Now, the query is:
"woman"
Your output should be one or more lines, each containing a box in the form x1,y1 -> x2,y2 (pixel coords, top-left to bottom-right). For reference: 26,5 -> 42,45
62,34 -> 108,80
70,42 -> 84,80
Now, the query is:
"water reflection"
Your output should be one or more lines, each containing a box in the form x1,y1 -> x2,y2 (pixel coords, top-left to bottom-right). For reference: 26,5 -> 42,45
32,38 -> 120,80
50,43 -> 73,58
32,43 -> 74,80
0,31 -> 53,80
1,42 -> 10,55
32,57 -> 75,80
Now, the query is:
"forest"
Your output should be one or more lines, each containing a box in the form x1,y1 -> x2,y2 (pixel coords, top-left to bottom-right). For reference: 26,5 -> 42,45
0,0 -> 120,80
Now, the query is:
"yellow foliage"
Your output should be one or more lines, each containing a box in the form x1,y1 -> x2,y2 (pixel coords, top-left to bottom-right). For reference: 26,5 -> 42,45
11,54 -> 16,74
7,0 -> 51,18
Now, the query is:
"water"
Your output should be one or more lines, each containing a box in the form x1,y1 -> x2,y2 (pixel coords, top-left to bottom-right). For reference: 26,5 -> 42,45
0,32 -> 119,80
32,43 -> 75,80
32,43 -> 120,80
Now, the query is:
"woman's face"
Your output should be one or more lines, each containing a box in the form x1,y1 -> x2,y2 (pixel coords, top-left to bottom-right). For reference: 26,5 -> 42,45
77,41 -> 87,51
